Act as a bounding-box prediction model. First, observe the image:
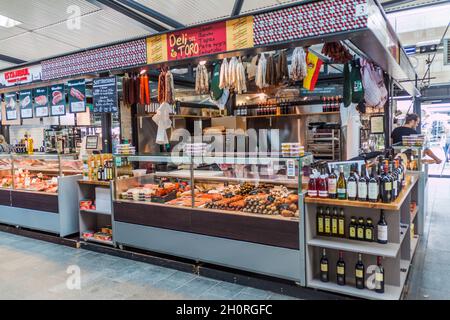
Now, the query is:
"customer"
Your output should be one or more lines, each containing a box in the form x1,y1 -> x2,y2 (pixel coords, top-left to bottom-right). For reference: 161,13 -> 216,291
0,135 -> 9,153
391,113 -> 442,164
444,124 -> 450,163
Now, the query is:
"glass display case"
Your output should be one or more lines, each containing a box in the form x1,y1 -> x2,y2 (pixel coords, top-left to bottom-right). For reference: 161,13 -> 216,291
112,153 -> 313,283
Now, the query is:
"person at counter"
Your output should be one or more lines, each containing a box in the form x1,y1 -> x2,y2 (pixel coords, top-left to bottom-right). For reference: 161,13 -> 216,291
0,135 -> 9,153
391,113 -> 442,164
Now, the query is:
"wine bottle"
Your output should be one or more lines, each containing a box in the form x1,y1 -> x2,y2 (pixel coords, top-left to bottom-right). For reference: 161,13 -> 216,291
357,165 -> 368,202
355,253 -> 365,289
377,211 -> 388,244
336,251 -> 346,286
318,168 -> 328,198
328,166 -> 337,199
337,166 -> 347,200
324,207 -> 332,236
338,208 -> 345,238
349,217 -> 357,240
394,159 -> 402,194
317,207 -> 324,236
375,256 -> 385,293
368,166 -> 379,202
331,208 -> 339,237
365,218 -> 374,242
390,161 -> 398,200
357,217 -> 365,241
380,162 -> 392,203
320,249 -> 329,283
308,173 -> 318,198
347,167 -> 357,201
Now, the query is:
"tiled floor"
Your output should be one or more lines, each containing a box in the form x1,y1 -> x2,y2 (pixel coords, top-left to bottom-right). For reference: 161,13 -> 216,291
0,232 -> 297,300
405,177 -> 450,300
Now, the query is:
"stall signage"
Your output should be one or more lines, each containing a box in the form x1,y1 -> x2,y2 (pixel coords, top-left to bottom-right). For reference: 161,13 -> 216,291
68,79 -> 86,113
93,76 -> 118,113
146,17 -> 254,64
0,65 -> 42,88
4,92 -> 18,120
19,90 -> 33,119
167,21 -> 227,61
33,87 -> 49,118
50,84 -> 66,116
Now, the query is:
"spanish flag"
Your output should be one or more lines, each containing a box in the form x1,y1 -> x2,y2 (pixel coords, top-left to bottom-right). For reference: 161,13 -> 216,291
303,51 -> 323,91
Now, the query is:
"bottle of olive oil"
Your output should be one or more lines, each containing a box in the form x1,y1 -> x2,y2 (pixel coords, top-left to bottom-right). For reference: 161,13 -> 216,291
331,208 -> 339,237
349,217 -> 357,240
365,218 -> 375,242
338,208 -> 346,238
324,207 -> 332,236
357,217 -> 365,241
317,207 -> 324,236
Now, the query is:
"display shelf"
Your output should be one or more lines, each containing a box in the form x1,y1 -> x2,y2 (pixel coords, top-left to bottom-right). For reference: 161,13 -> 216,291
307,237 -> 400,258
242,111 -> 340,119
308,279 -> 401,300
80,209 -> 112,216
82,236 -> 113,246
78,180 -> 111,187
410,206 -> 419,222
400,223 -> 409,246
305,176 -> 418,211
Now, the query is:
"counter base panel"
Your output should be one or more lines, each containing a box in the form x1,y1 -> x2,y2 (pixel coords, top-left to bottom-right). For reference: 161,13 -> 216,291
0,205 -> 59,234
0,189 -> 10,206
114,201 -> 299,249
114,221 -> 302,282
11,191 -> 59,213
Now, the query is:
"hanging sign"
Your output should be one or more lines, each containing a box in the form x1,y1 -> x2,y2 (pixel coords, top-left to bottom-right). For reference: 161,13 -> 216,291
4,92 -> 18,120
167,21 -> 227,61
33,87 -> 49,118
19,90 -> 33,119
93,76 -> 118,113
50,84 -> 66,116
0,65 -> 42,89
68,79 -> 86,113
147,34 -> 168,64
226,16 -> 254,51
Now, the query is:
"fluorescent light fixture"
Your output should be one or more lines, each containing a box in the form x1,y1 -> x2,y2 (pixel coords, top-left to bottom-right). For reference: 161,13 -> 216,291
0,14 -> 22,28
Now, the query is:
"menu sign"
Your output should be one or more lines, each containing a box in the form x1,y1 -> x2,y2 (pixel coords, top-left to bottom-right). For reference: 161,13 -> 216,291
68,79 -> 86,113
226,16 -> 254,51
167,21 -> 227,61
93,76 -> 117,113
33,87 -> 49,117
147,34 -> 168,64
19,90 -> 33,119
0,64 -> 42,89
4,92 -> 18,120
50,84 -> 66,116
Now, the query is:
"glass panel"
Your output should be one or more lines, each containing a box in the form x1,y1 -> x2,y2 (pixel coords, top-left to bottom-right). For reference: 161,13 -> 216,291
59,154 -> 83,176
12,155 -> 60,193
0,155 -> 12,190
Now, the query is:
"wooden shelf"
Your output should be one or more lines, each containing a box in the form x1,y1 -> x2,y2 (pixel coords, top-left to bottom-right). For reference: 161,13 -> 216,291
82,236 -> 113,246
78,180 -> 111,187
308,279 -> 402,300
242,111 -> 340,119
80,209 -> 112,216
305,175 -> 418,211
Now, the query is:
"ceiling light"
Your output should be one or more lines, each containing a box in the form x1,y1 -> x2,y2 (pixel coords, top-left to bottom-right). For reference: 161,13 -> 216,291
0,14 -> 22,28
140,68 -> 147,75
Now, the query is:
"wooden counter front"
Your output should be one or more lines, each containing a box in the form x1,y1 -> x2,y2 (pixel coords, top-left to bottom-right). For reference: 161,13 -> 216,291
114,200 -> 299,250
305,174 -> 419,211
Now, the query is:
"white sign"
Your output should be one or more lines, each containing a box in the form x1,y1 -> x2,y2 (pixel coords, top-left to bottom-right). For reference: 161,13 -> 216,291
0,65 -> 42,88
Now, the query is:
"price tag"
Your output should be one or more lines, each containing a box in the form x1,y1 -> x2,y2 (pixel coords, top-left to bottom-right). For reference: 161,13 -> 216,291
20,108 -> 33,119
286,159 -> 296,179
6,109 -> 17,120
35,106 -> 49,117
51,105 -> 65,116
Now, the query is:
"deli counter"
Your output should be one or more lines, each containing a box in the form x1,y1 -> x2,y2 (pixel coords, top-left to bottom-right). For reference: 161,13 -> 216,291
0,153 -> 82,236
112,153 -> 313,283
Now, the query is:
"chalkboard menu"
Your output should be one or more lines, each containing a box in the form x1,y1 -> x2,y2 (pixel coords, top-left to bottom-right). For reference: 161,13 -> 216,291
93,76 -> 118,113
19,90 -> 33,119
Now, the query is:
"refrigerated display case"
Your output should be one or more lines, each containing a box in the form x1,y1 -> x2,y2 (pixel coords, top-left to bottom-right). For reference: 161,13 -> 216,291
112,153 -> 313,283
0,154 -> 82,236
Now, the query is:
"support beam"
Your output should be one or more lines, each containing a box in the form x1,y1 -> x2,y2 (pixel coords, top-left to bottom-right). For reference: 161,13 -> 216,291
382,0 -> 449,13
0,54 -> 26,65
231,0 -> 244,16
93,0 -> 168,32
116,0 -> 184,29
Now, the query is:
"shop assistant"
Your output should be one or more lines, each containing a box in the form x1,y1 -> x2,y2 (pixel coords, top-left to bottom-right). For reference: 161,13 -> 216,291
391,113 -> 442,164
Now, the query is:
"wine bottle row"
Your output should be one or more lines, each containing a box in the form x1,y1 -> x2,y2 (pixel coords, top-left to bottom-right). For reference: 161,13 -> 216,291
308,156 -> 406,204
320,249 -> 385,293
317,207 -> 388,244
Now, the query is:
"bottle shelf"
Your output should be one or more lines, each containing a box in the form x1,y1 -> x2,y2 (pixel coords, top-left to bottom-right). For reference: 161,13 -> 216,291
308,279 -> 402,300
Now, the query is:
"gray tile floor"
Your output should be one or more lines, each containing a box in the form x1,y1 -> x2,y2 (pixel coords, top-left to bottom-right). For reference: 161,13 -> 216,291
0,231 -> 297,300
405,177 -> 450,300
